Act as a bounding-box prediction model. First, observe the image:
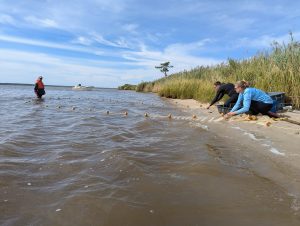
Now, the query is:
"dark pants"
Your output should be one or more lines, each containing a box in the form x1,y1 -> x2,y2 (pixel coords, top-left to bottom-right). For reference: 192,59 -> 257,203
36,89 -> 45,98
224,93 -> 239,108
248,100 -> 273,115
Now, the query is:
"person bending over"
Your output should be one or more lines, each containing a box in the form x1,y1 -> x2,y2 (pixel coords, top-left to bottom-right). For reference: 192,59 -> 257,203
207,81 -> 239,109
224,81 -> 279,118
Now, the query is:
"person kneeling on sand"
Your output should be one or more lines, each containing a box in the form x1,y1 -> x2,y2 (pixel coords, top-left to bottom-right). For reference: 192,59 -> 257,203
34,76 -> 46,99
224,81 -> 279,118
207,81 -> 239,109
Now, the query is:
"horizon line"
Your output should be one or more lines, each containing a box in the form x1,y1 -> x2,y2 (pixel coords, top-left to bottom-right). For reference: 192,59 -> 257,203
0,82 -> 117,89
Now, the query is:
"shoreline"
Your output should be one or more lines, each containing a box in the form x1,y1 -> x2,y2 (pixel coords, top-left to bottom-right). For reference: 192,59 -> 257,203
166,98 -> 300,154
164,98 -> 300,210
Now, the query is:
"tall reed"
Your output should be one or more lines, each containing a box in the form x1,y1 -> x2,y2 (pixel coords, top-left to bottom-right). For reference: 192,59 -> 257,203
137,35 -> 300,108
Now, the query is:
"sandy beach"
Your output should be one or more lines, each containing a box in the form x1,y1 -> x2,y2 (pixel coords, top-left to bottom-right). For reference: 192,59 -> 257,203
167,98 -> 300,208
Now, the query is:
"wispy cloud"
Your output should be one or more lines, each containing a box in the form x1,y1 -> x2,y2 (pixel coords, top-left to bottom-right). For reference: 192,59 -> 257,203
71,36 -> 93,46
0,14 -> 16,25
0,38 -> 223,86
235,32 -> 300,49
24,16 -> 59,28
71,33 -> 132,49
0,33 -> 221,72
122,23 -> 139,34
214,14 -> 256,32
165,39 -> 213,54
0,34 -> 108,56
90,33 -> 129,48
122,41 -> 222,72
1,0 -> 300,87
0,49 -> 155,86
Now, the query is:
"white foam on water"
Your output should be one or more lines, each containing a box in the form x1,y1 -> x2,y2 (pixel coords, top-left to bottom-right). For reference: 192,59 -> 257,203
231,126 -> 259,141
170,173 -> 185,180
192,122 -> 209,131
201,117 -> 207,122
289,194 -> 300,212
252,142 -> 286,157
231,127 -> 284,156
243,132 -> 258,140
231,126 -> 244,131
269,147 -> 285,156
180,116 -> 190,121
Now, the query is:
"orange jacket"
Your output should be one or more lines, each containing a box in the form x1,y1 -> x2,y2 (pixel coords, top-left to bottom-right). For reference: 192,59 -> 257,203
36,80 -> 45,89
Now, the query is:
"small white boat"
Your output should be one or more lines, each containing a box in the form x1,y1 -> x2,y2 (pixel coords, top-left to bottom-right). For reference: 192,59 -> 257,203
72,84 -> 94,91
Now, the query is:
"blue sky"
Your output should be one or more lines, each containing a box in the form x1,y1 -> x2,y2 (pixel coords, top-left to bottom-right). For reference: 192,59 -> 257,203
1,0 -> 300,87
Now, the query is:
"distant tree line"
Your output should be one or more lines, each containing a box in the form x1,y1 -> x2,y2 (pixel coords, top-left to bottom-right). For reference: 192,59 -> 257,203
118,84 -> 137,90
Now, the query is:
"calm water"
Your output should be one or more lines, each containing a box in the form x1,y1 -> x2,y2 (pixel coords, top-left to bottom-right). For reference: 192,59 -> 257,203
0,84 -> 299,226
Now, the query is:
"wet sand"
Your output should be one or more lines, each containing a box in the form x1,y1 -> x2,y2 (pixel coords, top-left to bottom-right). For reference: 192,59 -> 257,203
167,98 -> 300,209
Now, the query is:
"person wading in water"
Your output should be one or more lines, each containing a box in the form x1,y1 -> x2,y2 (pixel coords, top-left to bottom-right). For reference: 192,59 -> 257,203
34,76 -> 46,99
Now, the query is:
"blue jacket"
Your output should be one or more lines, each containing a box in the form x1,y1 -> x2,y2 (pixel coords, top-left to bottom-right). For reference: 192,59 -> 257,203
230,87 -> 273,114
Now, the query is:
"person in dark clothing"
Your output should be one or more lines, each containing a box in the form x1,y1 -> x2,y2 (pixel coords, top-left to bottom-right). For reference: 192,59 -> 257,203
34,76 -> 46,99
206,81 -> 239,109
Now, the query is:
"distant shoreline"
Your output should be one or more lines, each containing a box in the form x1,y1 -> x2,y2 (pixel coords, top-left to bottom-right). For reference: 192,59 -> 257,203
0,83 -> 72,87
0,83 -> 115,89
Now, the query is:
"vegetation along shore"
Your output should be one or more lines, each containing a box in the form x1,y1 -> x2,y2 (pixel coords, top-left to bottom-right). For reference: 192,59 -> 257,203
120,35 -> 300,109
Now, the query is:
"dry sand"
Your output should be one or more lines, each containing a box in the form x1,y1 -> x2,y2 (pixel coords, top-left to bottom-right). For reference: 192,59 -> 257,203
165,98 -> 300,208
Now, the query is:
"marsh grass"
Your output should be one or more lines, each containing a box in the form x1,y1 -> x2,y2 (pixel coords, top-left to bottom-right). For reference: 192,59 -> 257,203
118,84 -> 137,90
137,35 -> 300,108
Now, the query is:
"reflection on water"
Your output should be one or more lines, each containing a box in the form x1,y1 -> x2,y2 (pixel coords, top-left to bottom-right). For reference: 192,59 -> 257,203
0,85 -> 299,226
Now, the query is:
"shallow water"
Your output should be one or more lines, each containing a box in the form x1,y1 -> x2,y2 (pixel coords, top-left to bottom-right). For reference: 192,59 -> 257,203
0,84 -> 299,226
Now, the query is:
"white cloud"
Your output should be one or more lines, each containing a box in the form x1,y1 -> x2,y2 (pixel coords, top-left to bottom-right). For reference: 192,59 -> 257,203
89,32 -> 130,48
214,13 -> 256,32
0,49 -> 156,87
92,0 -> 126,13
0,14 -> 15,25
122,23 -> 139,33
24,16 -> 59,28
2,0 -> 300,87
122,41 -> 222,73
235,32 -> 300,49
72,36 -> 93,46
0,38 -> 223,87
0,34 -> 203,68
0,34 -> 108,56
115,37 -> 130,48
91,33 -> 120,47
165,39 -> 213,54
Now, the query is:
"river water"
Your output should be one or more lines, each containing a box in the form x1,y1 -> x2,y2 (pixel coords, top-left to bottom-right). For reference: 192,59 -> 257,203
0,84 -> 299,226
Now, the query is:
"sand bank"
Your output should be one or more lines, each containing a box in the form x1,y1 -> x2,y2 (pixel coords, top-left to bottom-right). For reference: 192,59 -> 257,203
167,98 -> 299,154
165,98 -> 300,209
